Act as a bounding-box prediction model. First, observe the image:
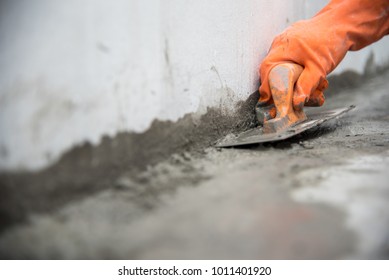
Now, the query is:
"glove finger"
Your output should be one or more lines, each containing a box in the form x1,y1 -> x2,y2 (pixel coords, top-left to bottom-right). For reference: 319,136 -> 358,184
305,89 -> 325,106
258,61 -> 278,105
258,81 -> 272,105
293,68 -> 320,111
317,77 -> 329,91
304,77 -> 328,106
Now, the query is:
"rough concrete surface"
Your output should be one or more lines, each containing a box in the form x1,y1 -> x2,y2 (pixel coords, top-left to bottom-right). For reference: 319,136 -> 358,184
1,71 -> 389,259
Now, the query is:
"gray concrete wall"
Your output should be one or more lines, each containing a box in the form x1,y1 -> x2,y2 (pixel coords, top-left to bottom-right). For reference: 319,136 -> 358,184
1,0 -> 388,171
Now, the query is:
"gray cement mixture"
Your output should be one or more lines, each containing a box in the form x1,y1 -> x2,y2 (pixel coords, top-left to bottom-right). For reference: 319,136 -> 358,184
1,70 -> 389,259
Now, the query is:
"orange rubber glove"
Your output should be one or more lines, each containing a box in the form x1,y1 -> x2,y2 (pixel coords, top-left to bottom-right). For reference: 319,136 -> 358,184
259,0 -> 389,115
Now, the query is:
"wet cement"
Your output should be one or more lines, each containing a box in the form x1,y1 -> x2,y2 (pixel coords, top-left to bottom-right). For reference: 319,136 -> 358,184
0,90 -> 259,231
1,70 -> 389,259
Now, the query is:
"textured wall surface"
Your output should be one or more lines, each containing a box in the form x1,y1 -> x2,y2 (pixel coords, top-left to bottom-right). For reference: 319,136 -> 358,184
0,0 -> 388,171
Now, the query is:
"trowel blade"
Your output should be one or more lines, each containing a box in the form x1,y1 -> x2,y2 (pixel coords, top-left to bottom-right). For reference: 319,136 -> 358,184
216,105 -> 355,148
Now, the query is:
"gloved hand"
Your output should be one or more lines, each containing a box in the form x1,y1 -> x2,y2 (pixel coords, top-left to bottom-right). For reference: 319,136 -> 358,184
258,0 -> 389,120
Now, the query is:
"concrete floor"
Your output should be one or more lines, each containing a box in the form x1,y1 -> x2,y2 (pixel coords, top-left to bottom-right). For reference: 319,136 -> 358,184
1,71 -> 389,259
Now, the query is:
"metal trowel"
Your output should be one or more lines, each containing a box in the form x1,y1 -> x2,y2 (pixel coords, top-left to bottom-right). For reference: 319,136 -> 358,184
216,106 -> 354,147
216,63 -> 355,148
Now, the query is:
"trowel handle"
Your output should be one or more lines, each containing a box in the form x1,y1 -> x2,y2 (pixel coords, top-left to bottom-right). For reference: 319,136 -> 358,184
269,63 -> 303,117
263,63 -> 307,133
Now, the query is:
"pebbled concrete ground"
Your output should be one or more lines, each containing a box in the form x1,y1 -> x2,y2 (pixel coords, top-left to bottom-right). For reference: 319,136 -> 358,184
1,71 -> 389,259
